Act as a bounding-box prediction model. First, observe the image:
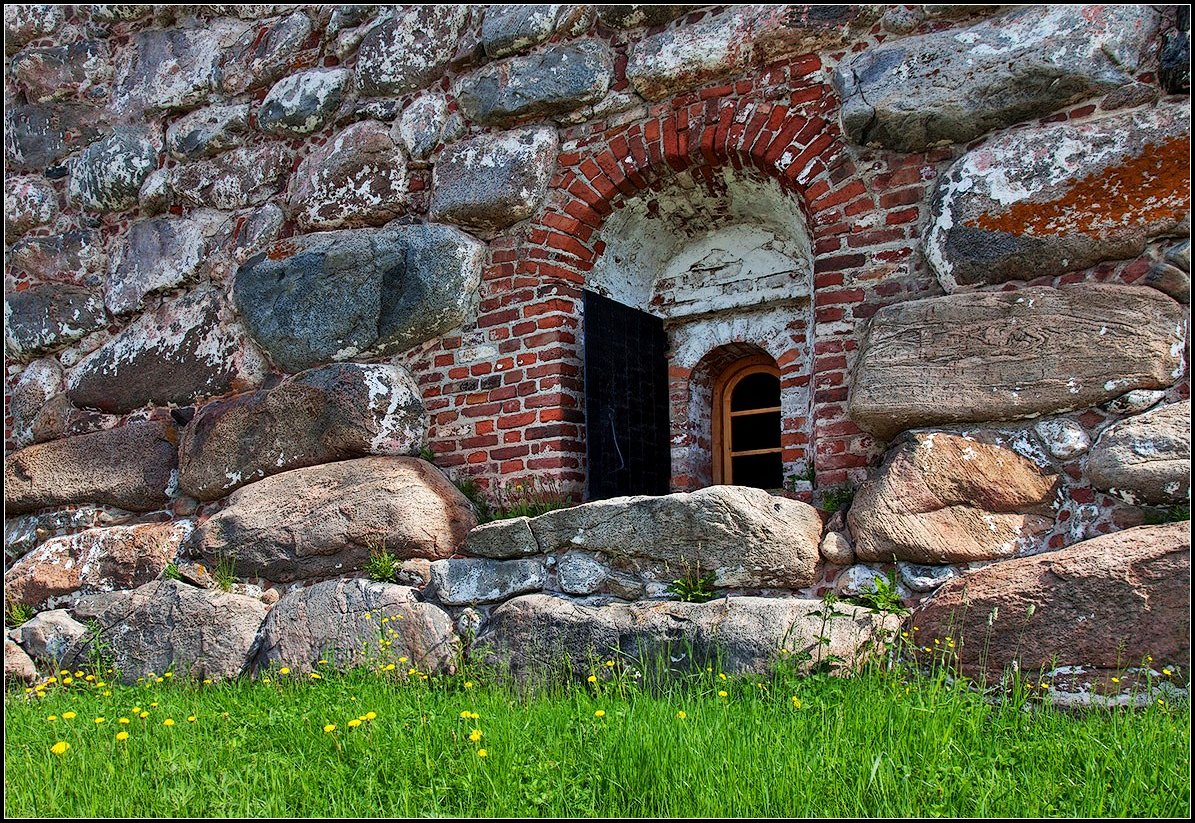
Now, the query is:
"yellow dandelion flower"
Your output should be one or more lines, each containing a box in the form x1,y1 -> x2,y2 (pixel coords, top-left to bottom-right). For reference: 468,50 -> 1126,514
718,673 -> 727,681
365,712 -> 377,720
150,702 -> 159,708
470,712 -> 479,720
50,741 -> 70,756
155,677 -> 164,683
791,697 -> 802,709
398,656 -> 408,664
469,729 -> 483,742
676,711 -> 687,719
85,674 -> 95,682
62,677 -> 73,685
460,710 -> 472,719
132,706 -> 142,713
279,667 -> 290,675
163,718 -> 175,726
464,681 -> 474,689
164,672 -> 173,678
139,712 -> 149,719
203,679 -> 213,685
605,660 -> 616,668
348,719 -> 363,728
119,717 -> 130,725
1111,677 -> 1121,684
116,730 -> 130,741
594,710 -> 606,718
187,716 -> 197,723
408,668 -> 417,676
384,664 -> 396,671
47,715 -> 58,721
318,659 -> 328,666
477,749 -> 487,758
587,675 -> 597,683
62,712 -> 77,720
362,612 -> 372,620
59,670 -> 69,676
74,671 -> 83,677
47,677 -> 57,684
94,717 -> 105,724
381,617 -> 389,624
102,690 -> 112,697
718,690 -> 728,698
1163,668 -> 1173,677
323,724 -> 336,733
262,677 -> 272,684
310,673 -> 322,680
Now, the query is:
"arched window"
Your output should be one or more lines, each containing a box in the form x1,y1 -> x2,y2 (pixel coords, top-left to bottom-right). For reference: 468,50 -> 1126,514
713,356 -> 782,489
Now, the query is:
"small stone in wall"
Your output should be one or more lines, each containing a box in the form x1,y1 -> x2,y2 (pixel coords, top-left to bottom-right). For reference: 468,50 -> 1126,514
289,121 -> 407,230
594,5 -> 693,29
1032,419 -> 1090,461
556,552 -> 609,596
896,562 -> 958,594
4,640 -> 38,684
8,358 -> 63,448
3,506 -> 114,571
5,284 -> 107,360
105,216 -> 207,316
172,144 -> 291,211
67,286 -> 269,414
5,103 -> 108,172
4,420 -> 178,516
1102,390 -> 1167,417
68,130 -> 158,214
29,394 -> 120,445
455,40 -> 613,127
9,230 -> 106,288
429,557 -> 548,606
430,126 -> 558,234
818,531 -> 855,566
217,11 -> 314,95
166,103 -> 251,160
114,23 -> 243,114
11,40 -> 112,104
137,168 -> 173,216
482,5 -> 565,59
833,564 -> 886,598
229,204 -> 285,263
4,175 -> 58,239
1087,400 -> 1191,505
395,93 -> 464,162
257,67 -> 352,136
355,6 -> 469,95
1144,262 -> 1191,305
1165,240 -> 1191,274
460,517 -> 541,559
4,5 -> 65,54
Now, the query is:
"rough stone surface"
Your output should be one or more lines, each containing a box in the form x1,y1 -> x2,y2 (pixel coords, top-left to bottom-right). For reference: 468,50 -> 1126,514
475,594 -> 899,677
1087,401 -> 1191,505
5,521 -> 189,611
456,40 -> 612,126
5,639 -> 38,683
172,144 -> 291,210
253,578 -> 459,674
482,5 -> 564,58
12,40 -> 112,104
217,11 -> 312,95
834,564 -> 887,597
926,102 -> 1191,290
258,68 -> 351,135
848,431 -> 1059,564
106,216 -> 206,315
595,6 -> 693,29
5,175 -> 58,238
1145,263 -> 1191,304
165,104 -> 250,159
187,457 -> 477,583
356,6 -> 469,95
9,230 -> 107,287
525,486 -> 823,589
910,522 -> 1191,675
28,395 -> 119,445
114,24 -> 237,113
819,531 -> 855,566
395,92 -> 464,161
1159,14 -> 1191,94
628,6 -> 863,100
897,562 -> 959,594
834,5 -> 1160,152
289,121 -> 408,230
849,285 -> 1188,440
461,518 -> 541,559
428,558 -> 547,605
5,5 -> 65,54
230,203 -> 286,263
4,420 -> 178,515
67,286 -> 268,414
8,359 -> 63,448
68,130 -> 158,213
234,224 -> 484,372
1165,239 -> 1191,273
179,362 -> 427,500
69,580 -> 267,683
556,552 -> 609,595
1033,419 -> 1091,461
5,103 -> 107,172
431,127 -> 558,233
4,506 -> 113,570
5,285 -> 107,359
8,610 -> 88,666
1103,390 -> 1168,417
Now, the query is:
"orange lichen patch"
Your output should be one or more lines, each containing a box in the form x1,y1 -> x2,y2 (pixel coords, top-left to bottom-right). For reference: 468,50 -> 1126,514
970,134 -> 1191,239
267,239 -> 299,260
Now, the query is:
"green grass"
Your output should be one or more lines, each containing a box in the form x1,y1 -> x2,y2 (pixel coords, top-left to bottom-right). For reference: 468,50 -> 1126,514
4,664 -> 1189,818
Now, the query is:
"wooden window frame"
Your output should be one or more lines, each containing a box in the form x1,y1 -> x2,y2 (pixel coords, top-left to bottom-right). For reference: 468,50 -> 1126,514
712,355 -> 781,485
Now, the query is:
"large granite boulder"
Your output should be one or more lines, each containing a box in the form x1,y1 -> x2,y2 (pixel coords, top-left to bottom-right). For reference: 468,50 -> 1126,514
4,421 -> 177,515
66,286 -> 269,414
4,639 -> 38,684
257,67 -> 352,136
11,39 -> 112,104
462,485 -> 823,590
8,358 -> 62,448
4,521 -> 189,611
4,103 -> 107,172
289,121 -> 408,230
179,363 -> 427,501
171,144 -> 291,210
234,224 -> 484,372
910,522 -> 1191,676
105,216 -> 207,315
68,580 -> 267,683
9,230 -> 107,287
5,284 -> 107,359
848,432 -> 1059,564
165,103 -> 250,159
926,102 -> 1191,290
430,127 -> 558,233
834,5 -> 1159,152
186,457 -> 477,583
848,285 -> 1186,440
253,578 -> 458,674
455,40 -> 612,126
1087,400 -> 1191,505
67,130 -> 158,213
8,610 -> 88,667
216,11 -> 313,95
428,558 -> 548,606
356,6 -> 469,95
113,23 -> 243,114
482,5 -> 584,58
475,594 -> 900,677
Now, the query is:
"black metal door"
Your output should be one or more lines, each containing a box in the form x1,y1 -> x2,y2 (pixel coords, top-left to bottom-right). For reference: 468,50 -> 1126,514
583,290 -> 671,500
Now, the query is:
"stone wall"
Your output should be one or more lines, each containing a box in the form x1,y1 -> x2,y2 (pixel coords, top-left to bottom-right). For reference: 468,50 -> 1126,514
3,4 -> 1191,691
